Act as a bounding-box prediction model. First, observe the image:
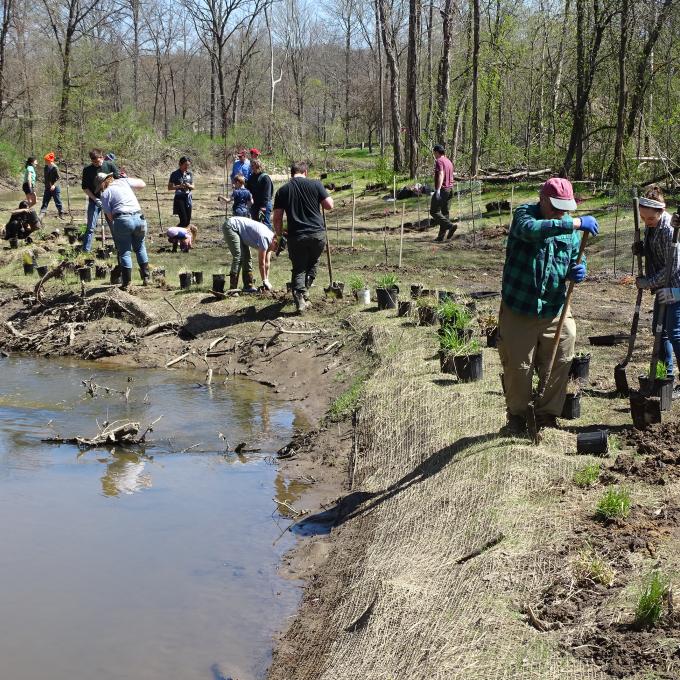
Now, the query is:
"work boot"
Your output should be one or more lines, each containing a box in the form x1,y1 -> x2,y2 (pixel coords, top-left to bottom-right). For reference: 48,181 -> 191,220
446,224 -> 458,239
242,272 -> 258,293
229,273 -> 239,291
293,291 -> 308,315
140,262 -> 150,286
110,264 -> 123,285
536,413 -> 558,432
500,412 -> 527,436
120,267 -> 133,291
434,226 -> 447,242
304,275 -> 314,301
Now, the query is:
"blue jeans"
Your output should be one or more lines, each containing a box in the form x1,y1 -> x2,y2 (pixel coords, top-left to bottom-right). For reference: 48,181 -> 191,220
251,202 -> 272,230
84,198 -> 101,252
111,213 -> 148,269
40,186 -> 63,214
652,298 -> 680,377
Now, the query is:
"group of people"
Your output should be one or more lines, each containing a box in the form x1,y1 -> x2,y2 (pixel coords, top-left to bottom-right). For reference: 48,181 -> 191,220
20,153 -> 65,219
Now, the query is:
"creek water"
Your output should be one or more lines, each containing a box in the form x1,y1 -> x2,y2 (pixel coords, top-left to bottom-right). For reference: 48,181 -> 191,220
0,356 -> 311,680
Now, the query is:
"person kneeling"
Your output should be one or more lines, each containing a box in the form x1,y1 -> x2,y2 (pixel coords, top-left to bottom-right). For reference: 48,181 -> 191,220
167,225 -> 197,252
221,215 -> 273,292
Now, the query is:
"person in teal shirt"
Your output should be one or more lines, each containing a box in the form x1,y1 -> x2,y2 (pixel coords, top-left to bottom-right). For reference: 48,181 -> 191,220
22,157 -> 37,207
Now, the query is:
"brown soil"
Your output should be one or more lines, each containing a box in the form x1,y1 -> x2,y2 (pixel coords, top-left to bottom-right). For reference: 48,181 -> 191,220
615,422 -> 680,484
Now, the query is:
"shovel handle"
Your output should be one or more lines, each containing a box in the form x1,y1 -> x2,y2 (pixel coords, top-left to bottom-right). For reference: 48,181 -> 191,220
539,231 -> 588,398
322,207 -> 333,286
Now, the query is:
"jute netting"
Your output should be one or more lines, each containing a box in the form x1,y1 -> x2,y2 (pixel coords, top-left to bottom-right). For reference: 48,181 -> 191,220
302,318 -> 607,679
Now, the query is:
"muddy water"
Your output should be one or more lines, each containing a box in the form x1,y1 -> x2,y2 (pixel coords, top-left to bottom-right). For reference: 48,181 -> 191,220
0,357 -> 311,680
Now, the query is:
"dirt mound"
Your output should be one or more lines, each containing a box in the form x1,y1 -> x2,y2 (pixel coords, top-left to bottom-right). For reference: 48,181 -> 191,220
618,422 -> 680,484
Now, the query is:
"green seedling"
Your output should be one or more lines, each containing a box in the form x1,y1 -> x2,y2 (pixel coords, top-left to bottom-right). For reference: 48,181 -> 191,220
328,374 -> 366,421
655,361 -> 667,380
573,462 -> 600,488
596,486 -> 631,520
635,570 -> 670,628
437,299 -> 472,329
572,546 -> 615,586
376,273 -> 399,288
347,274 -> 365,291
416,295 -> 438,308
608,434 -> 621,452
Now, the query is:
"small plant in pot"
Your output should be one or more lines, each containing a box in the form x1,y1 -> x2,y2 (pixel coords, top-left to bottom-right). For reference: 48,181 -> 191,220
479,314 -> 499,348
569,351 -> 591,383
348,274 -> 370,303
438,328 -> 483,382
375,273 -> 399,310
561,378 -> 581,420
438,299 -> 474,341
416,296 -> 439,325
639,362 -> 673,410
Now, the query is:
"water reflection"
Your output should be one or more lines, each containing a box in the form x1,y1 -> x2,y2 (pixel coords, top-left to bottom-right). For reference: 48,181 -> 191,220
100,449 -> 153,497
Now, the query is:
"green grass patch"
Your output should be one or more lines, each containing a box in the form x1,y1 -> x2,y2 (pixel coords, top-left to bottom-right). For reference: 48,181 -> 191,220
572,546 -> 615,586
596,486 -> 632,520
328,373 -> 367,421
635,570 -> 670,628
573,462 -> 601,488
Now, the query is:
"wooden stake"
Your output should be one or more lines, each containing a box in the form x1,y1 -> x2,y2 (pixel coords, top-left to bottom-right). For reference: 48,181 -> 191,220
398,203 -> 405,268
152,174 -> 163,231
393,175 -> 397,214
351,186 -> 356,247
613,199 -> 620,277
469,183 -> 476,245
335,212 -> 340,246
64,160 -> 72,223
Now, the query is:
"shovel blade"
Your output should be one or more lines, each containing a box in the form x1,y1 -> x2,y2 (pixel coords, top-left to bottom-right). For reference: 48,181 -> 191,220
614,364 -> 629,397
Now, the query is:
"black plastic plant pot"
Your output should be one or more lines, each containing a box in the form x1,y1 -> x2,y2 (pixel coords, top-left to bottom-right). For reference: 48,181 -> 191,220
192,271 -> 203,285
376,286 -> 398,310
453,352 -> 483,383
418,305 -> 438,325
84,258 -> 95,267
589,334 -> 630,346
439,352 -> 456,374
576,429 -> 608,455
78,266 -> 92,282
95,265 -> 107,279
437,290 -> 452,303
629,389 -> 662,430
74,245 -> 82,254
36,265 -> 48,278
410,284 -> 423,299
179,272 -> 192,289
67,234 -> 77,244
656,377 -> 674,411
9,238 -> 18,249
569,354 -> 591,382
213,274 -> 226,293
23,262 -> 34,275
96,248 -> 109,260
465,301 -> 477,313
398,300 -> 412,317
561,393 -> 581,420
486,327 -> 498,348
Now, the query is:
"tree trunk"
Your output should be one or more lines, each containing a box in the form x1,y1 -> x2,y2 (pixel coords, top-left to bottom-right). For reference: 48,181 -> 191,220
0,0 -> 13,124
375,0 -> 385,155
406,0 -> 421,177
424,0 -> 434,139
610,0 -> 629,185
435,0 -> 454,142
470,0 -> 480,175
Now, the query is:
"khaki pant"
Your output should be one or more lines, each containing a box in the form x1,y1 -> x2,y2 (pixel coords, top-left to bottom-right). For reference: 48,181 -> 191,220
497,301 -> 576,417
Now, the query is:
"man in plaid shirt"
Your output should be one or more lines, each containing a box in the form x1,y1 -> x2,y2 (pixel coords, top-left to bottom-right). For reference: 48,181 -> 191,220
498,178 -> 599,435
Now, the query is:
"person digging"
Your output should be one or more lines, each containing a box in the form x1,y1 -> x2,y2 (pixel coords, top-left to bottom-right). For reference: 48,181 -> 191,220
222,215 -> 274,292
497,178 -> 599,436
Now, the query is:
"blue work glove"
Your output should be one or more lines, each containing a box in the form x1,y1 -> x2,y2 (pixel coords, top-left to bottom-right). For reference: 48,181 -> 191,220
578,215 -> 599,236
656,287 -> 680,304
567,262 -> 586,283
636,276 -> 652,290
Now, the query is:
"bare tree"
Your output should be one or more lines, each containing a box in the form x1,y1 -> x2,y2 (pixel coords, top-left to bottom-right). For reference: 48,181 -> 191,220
406,0 -> 421,176
470,0 -> 480,175
0,0 -> 13,123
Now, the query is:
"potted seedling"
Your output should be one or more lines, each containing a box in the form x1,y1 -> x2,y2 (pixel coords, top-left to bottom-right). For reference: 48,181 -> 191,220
179,270 -> 192,289
439,328 -> 483,382
375,273 -> 399,310
417,296 -> 439,325
398,300 -> 412,317
639,361 -> 673,411
349,274 -> 370,304
569,351 -> 591,382
212,272 -> 226,293
561,378 -> 582,420
192,271 -> 204,285
438,299 -> 474,341
479,314 -> 499,348
410,283 -> 424,299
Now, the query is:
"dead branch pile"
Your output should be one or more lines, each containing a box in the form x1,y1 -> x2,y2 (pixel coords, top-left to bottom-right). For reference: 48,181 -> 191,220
42,416 -> 162,449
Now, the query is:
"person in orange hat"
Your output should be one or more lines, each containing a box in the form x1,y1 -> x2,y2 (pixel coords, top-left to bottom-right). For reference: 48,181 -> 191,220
39,152 -> 64,219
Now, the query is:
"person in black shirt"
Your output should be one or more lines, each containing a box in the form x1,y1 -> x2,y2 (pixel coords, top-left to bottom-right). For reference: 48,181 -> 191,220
168,156 -> 194,229
272,161 -> 334,313
4,201 -> 41,240
81,148 -> 120,252
39,152 -> 64,219
246,159 -> 274,228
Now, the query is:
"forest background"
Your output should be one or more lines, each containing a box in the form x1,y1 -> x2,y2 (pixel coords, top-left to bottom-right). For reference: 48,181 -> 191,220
0,0 -> 677,186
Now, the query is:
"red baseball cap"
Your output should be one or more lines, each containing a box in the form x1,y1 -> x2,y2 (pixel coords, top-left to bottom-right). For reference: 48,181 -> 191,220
249,148 -> 261,157
540,177 -> 576,212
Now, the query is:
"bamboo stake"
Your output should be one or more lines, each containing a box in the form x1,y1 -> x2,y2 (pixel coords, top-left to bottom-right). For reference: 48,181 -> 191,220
335,212 -> 340,246
393,175 -> 397,214
398,203 -> 405,268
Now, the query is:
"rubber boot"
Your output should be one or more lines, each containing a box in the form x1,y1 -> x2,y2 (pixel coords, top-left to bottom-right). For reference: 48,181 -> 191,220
120,267 -> 132,291
229,272 -> 239,291
434,225 -> 447,242
140,262 -> 150,286
110,264 -> 123,285
293,291 -> 308,315
242,271 -> 258,293
304,275 -> 314,301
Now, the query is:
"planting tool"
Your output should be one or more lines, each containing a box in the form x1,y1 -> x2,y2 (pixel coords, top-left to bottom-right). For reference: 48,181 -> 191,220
321,207 -> 343,298
614,188 -> 644,396
63,160 -> 73,223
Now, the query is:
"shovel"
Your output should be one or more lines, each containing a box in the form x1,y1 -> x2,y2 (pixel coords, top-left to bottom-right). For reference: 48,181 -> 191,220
614,188 -> 644,396
527,231 -> 588,443
322,207 -> 343,298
